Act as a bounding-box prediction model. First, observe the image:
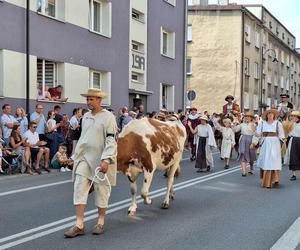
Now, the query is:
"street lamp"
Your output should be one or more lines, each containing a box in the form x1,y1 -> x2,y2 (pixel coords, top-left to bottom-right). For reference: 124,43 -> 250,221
259,48 -> 278,114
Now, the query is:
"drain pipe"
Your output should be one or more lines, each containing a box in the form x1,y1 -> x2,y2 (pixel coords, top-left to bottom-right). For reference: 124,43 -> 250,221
26,0 -> 30,114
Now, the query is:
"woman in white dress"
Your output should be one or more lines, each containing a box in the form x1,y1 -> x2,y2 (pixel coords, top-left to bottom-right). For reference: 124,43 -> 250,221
233,111 -> 257,176
215,118 -> 235,169
188,115 -> 216,172
255,109 -> 285,188
284,111 -> 300,181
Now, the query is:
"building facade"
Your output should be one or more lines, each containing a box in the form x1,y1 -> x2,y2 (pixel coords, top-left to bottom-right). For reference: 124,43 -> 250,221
187,4 -> 300,114
0,0 -> 186,114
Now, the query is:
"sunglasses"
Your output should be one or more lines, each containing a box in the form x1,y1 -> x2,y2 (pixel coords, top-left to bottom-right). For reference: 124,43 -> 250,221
32,126 -> 37,128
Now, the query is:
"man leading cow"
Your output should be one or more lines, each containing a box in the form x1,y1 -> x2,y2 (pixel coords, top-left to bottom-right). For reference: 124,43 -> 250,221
64,88 -> 117,238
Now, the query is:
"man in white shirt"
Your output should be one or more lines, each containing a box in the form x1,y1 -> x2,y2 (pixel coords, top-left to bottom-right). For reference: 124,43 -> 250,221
30,104 -> 47,141
1,104 -> 17,146
23,121 -> 50,174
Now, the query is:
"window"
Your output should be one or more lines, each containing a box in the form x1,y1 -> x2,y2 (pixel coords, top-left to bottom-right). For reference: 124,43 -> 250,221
280,75 -> 284,88
267,83 -> 272,98
244,25 -> 251,43
91,71 -> 101,89
37,0 -> 55,17
160,84 -> 175,111
244,77 -> 249,92
253,95 -> 258,110
286,78 -> 290,90
244,58 -> 250,76
132,43 -> 138,51
186,58 -> 192,75
254,80 -> 259,95
131,72 -> 144,84
89,69 -> 111,106
89,0 -> 112,37
188,0 -> 193,5
161,27 -> 175,59
131,73 -> 138,81
164,0 -> 176,6
36,0 -> 65,20
37,59 -> 57,89
131,41 -> 144,53
269,21 -> 272,29
255,31 -> 260,48
163,31 -> 168,55
254,62 -> 259,79
187,25 -> 192,42
132,9 -> 144,22
37,58 -> 65,100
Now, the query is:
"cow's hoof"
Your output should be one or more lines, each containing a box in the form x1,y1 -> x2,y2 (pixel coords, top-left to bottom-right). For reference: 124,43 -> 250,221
143,198 -> 152,205
161,202 -> 169,209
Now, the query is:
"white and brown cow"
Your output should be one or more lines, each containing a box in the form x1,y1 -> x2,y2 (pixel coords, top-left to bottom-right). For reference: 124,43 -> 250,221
117,117 -> 186,215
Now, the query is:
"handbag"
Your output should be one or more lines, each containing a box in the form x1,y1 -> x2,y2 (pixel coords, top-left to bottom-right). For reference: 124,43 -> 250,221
45,131 -> 55,141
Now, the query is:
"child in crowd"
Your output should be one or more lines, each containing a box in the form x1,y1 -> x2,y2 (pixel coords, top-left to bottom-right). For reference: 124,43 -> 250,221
51,145 -> 73,172
215,118 -> 236,169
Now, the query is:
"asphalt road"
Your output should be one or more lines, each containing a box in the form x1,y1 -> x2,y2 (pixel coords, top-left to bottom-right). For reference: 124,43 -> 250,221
0,151 -> 300,250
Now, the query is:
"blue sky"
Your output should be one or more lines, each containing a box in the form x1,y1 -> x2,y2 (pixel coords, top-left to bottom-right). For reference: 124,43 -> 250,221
210,0 -> 300,48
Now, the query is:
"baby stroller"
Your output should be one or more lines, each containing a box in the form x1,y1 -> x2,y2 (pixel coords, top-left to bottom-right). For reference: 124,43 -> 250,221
1,152 -> 22,175
0,137 -> 23,175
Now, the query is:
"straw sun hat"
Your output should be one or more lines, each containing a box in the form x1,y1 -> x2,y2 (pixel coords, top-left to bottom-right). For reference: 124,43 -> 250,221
199,115 -> 209,122
262,109 -> 280,120
244,111 -> 255,118
290,111 -> 300,117
80,88 -> 107,98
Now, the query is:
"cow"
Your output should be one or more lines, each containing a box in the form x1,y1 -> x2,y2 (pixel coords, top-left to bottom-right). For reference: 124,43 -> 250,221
117,117 -> 186,216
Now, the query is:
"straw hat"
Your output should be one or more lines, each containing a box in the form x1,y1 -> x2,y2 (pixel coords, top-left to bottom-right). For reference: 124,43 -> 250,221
262,109 -> 280,120
290,111 -> 300,117
199,115 -> 209,122
80,88 -> 107,98
244,111 -> 255,118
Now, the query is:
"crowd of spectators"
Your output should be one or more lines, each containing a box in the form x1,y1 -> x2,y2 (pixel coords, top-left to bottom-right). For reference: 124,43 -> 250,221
0,101 -> 187,176
0,103 -> 86,175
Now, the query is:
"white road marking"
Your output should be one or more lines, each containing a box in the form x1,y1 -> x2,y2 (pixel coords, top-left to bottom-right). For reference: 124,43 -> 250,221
0,180 -> 72,197
270,216 -> 300,250
0,166 -> 240,249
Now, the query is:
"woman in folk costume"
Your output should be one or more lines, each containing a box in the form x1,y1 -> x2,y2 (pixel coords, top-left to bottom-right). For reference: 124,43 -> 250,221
255,109 -> 285,188
215,118 -> 235,169
186,107 -> 200,161
284,111 -> 300,181
188,115 -> 216,172
233,111 -> 257,176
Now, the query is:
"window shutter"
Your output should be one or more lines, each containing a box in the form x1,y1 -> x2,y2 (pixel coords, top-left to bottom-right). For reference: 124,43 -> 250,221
45,61 -> 55,87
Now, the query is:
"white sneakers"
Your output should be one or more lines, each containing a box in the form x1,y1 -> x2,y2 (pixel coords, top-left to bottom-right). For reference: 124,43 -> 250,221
60,167 -> 71,172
